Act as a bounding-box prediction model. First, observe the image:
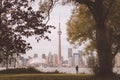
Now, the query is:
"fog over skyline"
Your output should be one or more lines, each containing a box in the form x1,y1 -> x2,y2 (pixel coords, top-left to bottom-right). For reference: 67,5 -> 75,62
24,1 -> 87,60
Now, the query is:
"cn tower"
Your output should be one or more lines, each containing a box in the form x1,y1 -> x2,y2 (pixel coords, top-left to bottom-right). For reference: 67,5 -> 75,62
58,18 -> 62,66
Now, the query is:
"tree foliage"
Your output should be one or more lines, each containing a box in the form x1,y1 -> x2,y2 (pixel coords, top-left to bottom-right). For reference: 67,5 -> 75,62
39,0 -> 58,23
0,0 -> 55,68
67,0 -> 120,55
67,5 -> 95,47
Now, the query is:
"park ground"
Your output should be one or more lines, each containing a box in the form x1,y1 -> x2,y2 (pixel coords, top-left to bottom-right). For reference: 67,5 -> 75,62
0,74 -> 94,80
0,74 -> 120,80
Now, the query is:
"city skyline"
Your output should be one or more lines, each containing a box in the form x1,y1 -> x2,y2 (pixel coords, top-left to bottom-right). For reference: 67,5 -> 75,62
0,0 -> 120,79
24,2 -> 88,59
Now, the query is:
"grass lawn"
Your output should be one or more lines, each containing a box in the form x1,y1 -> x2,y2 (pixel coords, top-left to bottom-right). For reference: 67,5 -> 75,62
0,74 -> 95,80
0,74 -> 120,80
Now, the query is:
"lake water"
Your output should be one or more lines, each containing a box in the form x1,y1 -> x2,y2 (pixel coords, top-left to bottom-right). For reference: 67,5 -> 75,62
0,67 -> 120,74
36,67 -> 120,74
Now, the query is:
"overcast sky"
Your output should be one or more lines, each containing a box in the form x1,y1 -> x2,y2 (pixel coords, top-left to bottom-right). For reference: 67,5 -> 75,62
24,1 -> 87,60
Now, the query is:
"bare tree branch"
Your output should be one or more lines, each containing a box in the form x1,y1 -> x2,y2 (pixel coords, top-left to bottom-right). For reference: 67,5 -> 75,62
45,0 -> 58,24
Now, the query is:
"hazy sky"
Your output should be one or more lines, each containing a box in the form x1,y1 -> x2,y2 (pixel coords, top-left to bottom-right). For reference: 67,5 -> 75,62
24,1 -> 87,60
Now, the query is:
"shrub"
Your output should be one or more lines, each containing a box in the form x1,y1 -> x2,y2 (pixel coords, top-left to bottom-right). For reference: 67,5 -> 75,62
54,69 -> 59,73
0,67 -> 42,74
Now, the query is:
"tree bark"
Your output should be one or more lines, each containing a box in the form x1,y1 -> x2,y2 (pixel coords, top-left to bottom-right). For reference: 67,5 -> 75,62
94,1 -> 113,77
96,20 -> 113,77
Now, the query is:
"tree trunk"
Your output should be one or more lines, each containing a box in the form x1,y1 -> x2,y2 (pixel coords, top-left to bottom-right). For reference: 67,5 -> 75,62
5,56 -> 9,69
96,21 -> 113,77
92,1 -> 114,77
14,58 -> 16,68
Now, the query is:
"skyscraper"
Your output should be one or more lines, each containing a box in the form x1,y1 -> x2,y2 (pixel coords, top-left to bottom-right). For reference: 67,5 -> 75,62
68,48 -> 72,58
73,53 -> 80,67
68,48 -> 72,67
48,52 -> 53,67
78,50 -> 84,67
42,54 -> 46,59
58,18 -> 62,66
34,54 -> 38,58
53,54 -> 58,67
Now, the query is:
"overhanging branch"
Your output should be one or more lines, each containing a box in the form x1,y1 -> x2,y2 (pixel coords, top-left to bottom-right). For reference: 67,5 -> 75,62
75,0 -> 96,19
76,0 -> 95,6
104,0 -> 115,21
45,0 -> 58,24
